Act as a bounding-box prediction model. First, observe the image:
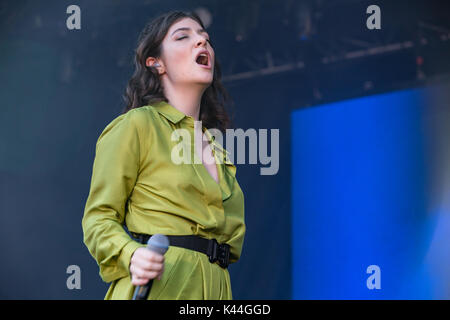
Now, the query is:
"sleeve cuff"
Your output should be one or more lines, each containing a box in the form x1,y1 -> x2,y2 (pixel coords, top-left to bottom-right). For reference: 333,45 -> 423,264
119,239 -> 147,276
99,239 -> 146,283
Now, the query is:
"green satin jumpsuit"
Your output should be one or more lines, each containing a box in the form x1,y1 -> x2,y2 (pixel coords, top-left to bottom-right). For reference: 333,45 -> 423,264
82,101 -> 246,300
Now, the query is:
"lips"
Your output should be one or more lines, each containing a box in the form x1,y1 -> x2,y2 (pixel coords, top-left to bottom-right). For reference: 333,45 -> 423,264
195,49 -> 211,69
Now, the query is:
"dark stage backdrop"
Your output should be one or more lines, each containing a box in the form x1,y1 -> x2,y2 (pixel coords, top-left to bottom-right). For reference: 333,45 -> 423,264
1,0 -> 449,300
0,1 -> 291,299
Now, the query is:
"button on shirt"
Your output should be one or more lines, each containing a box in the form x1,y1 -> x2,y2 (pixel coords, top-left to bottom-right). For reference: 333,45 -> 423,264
82,101 -> 246,282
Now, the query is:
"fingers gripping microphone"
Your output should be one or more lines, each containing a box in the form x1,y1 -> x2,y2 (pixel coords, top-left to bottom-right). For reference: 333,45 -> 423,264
132,234 -> 170,300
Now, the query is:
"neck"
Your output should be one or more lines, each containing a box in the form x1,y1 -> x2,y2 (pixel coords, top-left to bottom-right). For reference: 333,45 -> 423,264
162,81 -> 206,121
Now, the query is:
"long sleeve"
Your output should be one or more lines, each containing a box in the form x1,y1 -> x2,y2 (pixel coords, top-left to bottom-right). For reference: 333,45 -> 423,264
227,188 -> 246,264
82,110 -> 146,283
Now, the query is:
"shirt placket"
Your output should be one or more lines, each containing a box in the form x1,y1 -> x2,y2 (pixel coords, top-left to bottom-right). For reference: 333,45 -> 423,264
182,117 -> 224,212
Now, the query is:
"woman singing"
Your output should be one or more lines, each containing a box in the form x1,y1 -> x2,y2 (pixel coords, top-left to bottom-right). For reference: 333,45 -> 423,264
82,11 -> 246,300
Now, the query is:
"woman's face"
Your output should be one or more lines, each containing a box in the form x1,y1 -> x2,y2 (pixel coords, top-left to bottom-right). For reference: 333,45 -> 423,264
159,17 -> 215,87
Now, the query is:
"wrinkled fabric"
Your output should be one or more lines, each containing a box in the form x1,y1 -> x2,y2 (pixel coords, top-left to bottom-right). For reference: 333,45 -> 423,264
105,246 -> 233,300
82,101 -> 245,300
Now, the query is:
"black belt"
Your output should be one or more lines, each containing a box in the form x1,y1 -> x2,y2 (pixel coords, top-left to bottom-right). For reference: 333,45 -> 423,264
131,233 -> 231,269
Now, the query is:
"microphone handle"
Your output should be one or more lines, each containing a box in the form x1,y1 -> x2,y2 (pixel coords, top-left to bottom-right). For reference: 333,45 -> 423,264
131,234 -> 169,300
132,278 -> 154,300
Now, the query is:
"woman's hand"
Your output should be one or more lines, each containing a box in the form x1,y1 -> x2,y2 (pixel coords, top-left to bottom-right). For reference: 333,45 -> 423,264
130,247 -> 165,286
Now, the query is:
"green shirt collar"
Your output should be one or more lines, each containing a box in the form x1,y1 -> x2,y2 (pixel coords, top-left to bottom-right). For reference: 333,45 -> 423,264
151,101 -> 231,162
152,100 -> 187,124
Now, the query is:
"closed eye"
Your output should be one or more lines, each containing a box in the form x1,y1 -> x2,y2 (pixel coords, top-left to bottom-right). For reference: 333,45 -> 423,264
177,36 -> 212,44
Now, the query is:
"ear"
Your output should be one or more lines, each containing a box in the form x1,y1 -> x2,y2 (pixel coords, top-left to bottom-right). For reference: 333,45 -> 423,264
146,57 -> 164,74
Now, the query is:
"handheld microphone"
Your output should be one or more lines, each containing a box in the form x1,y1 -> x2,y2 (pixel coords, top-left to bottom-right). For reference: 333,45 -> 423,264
132,234 -> 170,300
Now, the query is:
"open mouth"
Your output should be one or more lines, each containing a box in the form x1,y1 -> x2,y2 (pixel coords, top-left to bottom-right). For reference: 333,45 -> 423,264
195,52 -> 210,67
196,54 -> 208,65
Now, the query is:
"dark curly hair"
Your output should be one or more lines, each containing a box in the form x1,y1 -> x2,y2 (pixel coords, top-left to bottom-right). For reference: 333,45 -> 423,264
121,10 -> 233,133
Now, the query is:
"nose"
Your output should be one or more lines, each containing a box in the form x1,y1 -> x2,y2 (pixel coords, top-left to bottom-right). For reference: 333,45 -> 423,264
195,36 -> 207,47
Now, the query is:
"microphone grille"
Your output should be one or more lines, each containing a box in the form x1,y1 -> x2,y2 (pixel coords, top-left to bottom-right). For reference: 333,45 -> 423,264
147,234 -> 170,254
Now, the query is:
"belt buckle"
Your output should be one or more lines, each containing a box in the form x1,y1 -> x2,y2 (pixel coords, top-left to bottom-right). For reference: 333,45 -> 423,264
207,238 -> 230,268
218,243 -> 230,268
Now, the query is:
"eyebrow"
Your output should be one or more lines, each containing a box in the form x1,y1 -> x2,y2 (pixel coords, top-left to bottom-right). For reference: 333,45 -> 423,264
171,27 -> 208,37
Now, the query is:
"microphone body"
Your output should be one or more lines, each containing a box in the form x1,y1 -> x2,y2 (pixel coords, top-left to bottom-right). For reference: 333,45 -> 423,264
132,234 -> 170,300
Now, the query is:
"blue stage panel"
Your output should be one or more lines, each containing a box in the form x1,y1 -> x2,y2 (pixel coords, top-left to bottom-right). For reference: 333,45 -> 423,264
291,88 -> 443,299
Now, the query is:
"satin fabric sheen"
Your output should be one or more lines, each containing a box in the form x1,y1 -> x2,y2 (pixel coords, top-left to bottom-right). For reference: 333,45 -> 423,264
82,101 -> 246,299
